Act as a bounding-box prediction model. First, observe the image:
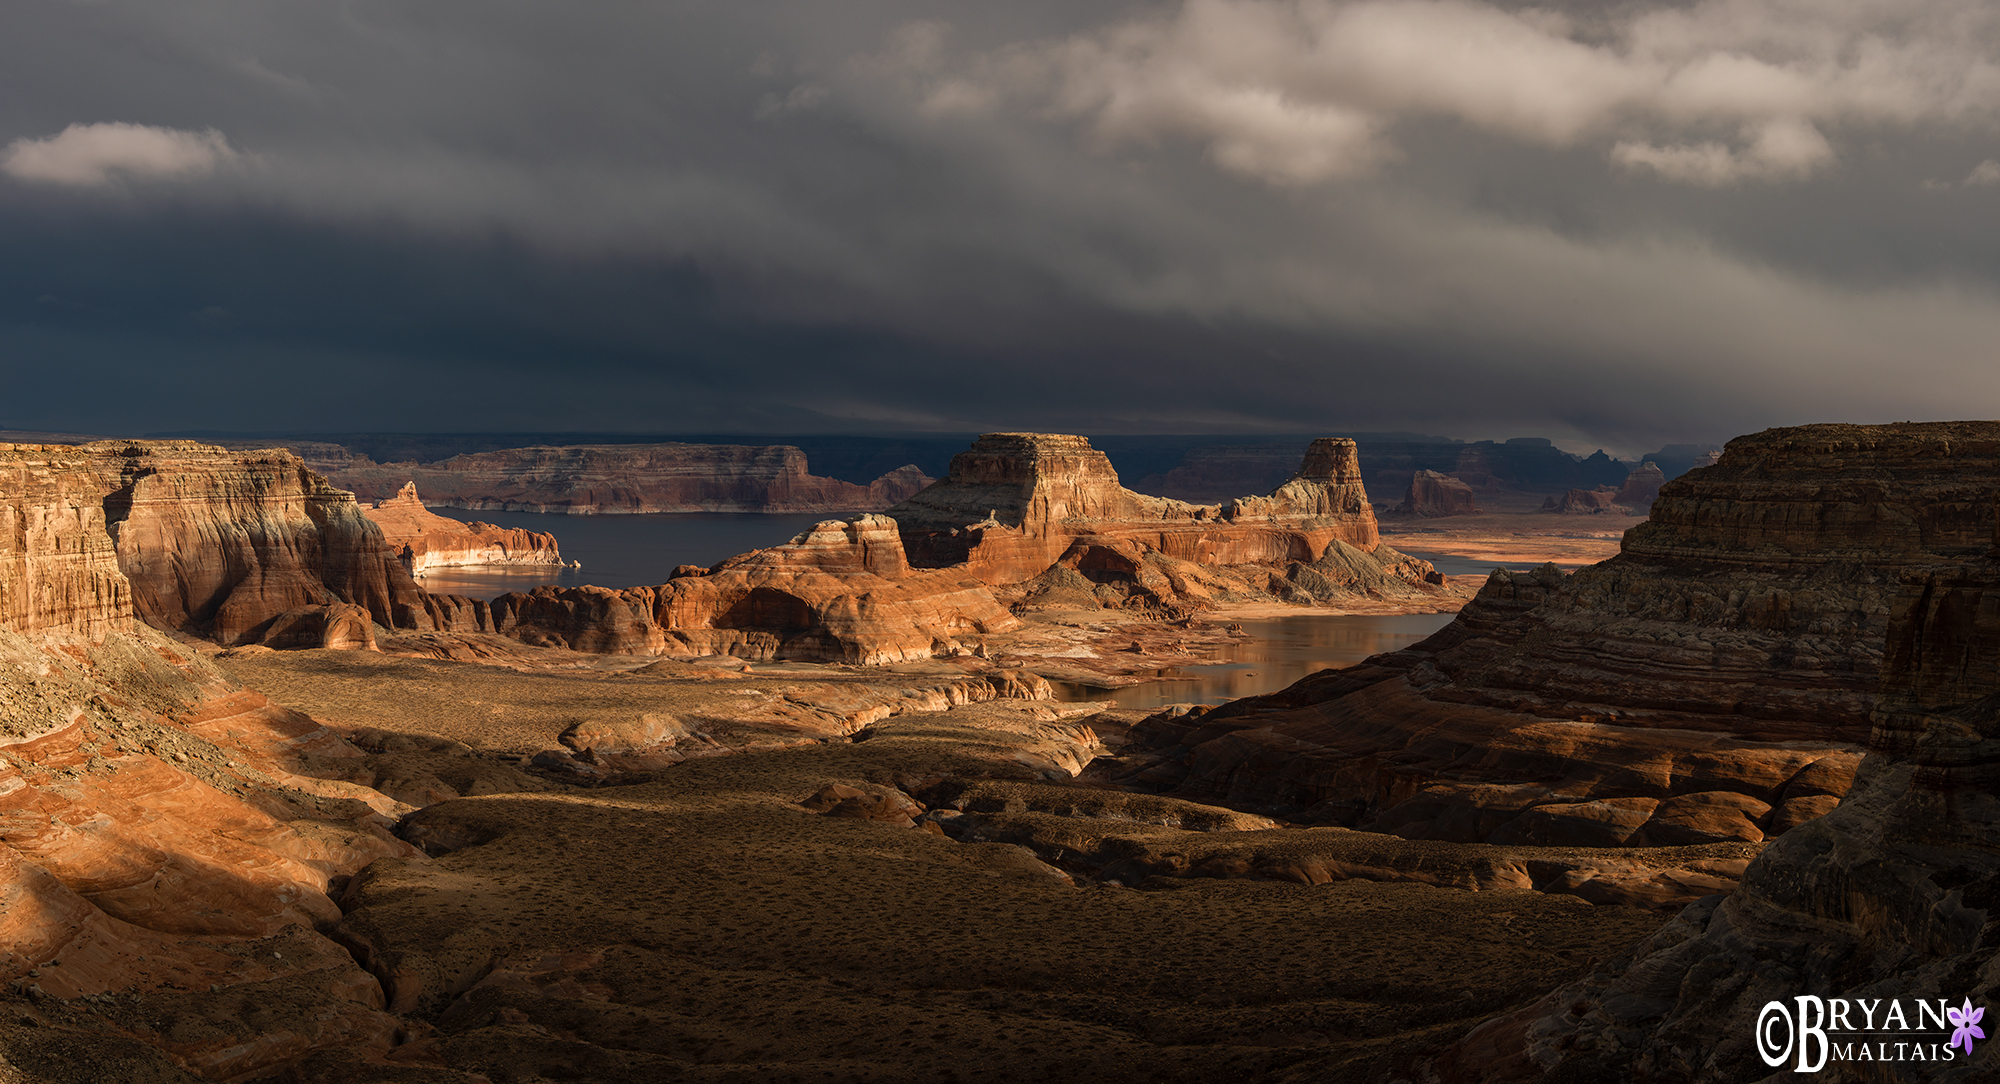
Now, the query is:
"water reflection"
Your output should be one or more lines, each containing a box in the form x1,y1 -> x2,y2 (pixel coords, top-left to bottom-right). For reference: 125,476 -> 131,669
1051,612 -> 1456,711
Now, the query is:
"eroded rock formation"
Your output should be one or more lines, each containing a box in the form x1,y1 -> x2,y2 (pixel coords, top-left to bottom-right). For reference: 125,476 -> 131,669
317,442 -> 933,514
0,448 -> 505,1079
887,434 -> 1438,600
419,514 -> 1020,665
0,441 -> 425,651
417,435 -> 1449,663
89,441 -> 431,649
363,481 -> 561,572
1613,460 -> 1667,510
1398,469 -> 1482,517
1435,487 -> 2000,1083
1101,422 -> 2000,850
1539,486 -> 1629,514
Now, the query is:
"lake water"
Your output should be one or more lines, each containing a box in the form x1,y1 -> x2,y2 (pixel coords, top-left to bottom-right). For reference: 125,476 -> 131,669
420,510 -> 833,598
1400,550 -> 1576,576
1049,611 -> 1456,710
413,510 -> 1465,708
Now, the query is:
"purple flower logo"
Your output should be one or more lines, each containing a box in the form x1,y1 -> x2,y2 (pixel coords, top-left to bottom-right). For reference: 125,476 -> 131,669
1949,998 -> 1985,1055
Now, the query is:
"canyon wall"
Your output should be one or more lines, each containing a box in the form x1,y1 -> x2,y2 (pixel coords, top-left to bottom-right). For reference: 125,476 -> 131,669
90,441 -> 428,649
362,482 -> 562,572
0,444 -> 133,640
1436,500 -> 2000,1083
1104,422 -> 2000,850
314,442 -> 933,514
0,443 -> 503,1079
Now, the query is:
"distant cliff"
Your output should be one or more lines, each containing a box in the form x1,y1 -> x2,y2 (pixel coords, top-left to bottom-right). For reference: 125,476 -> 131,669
308,442 -> 933,514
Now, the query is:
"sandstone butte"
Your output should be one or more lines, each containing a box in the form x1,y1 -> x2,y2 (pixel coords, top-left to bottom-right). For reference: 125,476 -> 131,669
1099,422 -> 2000,859
360,481 -> 562,574
414,432 -> 1450,664
1,434 -> 1444,670
1396,468 -> 1482,517
1431,428 -> 2000,1083
307,440 -> 934,514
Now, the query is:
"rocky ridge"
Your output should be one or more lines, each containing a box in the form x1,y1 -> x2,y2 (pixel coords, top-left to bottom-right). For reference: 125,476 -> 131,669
1434,466 -> 2000,1083
889,434 -> 1441,601
362,481 -> 562,573
1099,423 -> 2000,853
313,441 -> 933,514
0,443 -> 505,1079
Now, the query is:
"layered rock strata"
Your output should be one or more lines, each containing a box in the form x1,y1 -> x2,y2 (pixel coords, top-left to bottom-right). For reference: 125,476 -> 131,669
418,435 -> 1448,663
887,434 -> 1437,597
362,481 -> 562,572
0,444 -> 133,640
317,442 -> 933,513
422,515 -> 1020,665
1102,423 -> 2000,849
87,441 -> 429,649
0,463 -> 444,1078
1434,499 -> 2000,1082
1397,469 -> 1481,517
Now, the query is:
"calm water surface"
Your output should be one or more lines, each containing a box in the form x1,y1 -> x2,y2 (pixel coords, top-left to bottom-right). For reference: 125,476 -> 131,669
1400,550 -> 1578,576
413,510 -> 1465,707
1051,612 -> 1455,710
420,510 -> 833,598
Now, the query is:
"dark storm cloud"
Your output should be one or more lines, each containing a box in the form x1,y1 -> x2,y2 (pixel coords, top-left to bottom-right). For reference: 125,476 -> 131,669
6,0 -> 2000,452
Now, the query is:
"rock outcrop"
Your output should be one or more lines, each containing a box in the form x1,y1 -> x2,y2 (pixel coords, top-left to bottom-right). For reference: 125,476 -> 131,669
1100,422 -> 2000,849
887,434 -> 1423,587
363,481 -> 562,573
1397,469 -> 1481,517
1435,485 -> 2000,1083
1613,460 -> 1667,509
316,442 -> 933,514
411,435 -> 1447,662
87,441 -> 427,649
0,444 -> 133,640
0,441 -> 429,651
1539,486 -> 1628,514
0,448 -> 507,1079
420,515 -> 1020,665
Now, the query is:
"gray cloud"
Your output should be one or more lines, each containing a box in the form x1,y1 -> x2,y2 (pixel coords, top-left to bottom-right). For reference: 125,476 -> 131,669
4,0 -> 2000,454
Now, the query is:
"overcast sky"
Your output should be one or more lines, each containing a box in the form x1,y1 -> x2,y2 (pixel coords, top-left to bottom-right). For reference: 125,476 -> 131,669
6,0 -> 2000,453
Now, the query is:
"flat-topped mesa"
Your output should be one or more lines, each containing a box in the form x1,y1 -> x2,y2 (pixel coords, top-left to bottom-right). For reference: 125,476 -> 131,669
1105,421 -> 2000,850
363,482 -> 562,573
888,434 -> 1396,586
1626,420 -> 2000,563
0,444 -> 133,640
